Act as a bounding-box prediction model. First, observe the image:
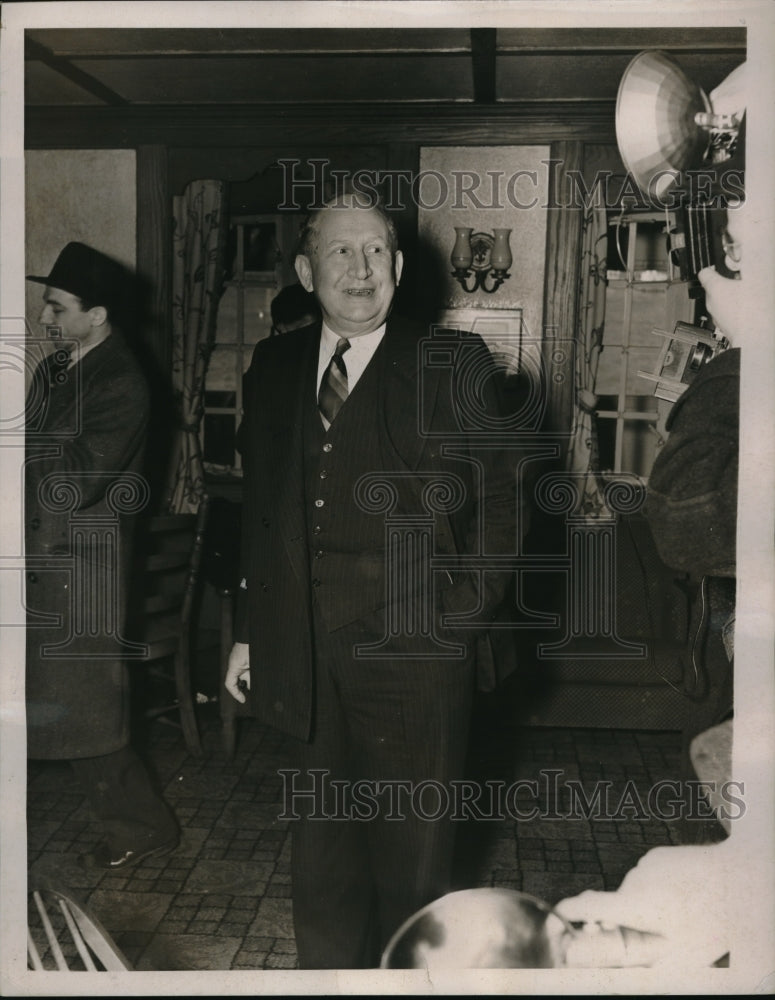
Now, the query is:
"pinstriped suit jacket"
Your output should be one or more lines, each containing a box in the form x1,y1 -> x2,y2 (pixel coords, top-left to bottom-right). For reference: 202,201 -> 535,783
236,314 -> 523,742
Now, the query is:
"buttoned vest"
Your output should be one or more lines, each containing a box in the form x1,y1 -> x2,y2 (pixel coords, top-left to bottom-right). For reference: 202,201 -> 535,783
304,341 -> 391,632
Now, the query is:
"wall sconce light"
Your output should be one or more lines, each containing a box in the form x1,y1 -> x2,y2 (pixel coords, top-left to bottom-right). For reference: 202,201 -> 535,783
451,227 -> 512,293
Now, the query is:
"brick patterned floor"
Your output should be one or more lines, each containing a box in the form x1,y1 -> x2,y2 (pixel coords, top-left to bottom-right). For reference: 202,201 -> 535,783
27,702 -> 720,972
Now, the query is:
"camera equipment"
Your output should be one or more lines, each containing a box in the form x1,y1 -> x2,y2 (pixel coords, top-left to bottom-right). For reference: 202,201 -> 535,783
616,51 -> 743,401
615,50 -> 742,208
637,320 -> 728,403
616,50 -> 744,287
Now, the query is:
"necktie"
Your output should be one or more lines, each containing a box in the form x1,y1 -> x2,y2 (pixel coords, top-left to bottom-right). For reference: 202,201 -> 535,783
318,337 -> 351,425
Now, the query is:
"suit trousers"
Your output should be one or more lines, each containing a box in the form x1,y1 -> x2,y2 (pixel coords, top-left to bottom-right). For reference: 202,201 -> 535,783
289,601 -> 476,969
70,744 -> 178,851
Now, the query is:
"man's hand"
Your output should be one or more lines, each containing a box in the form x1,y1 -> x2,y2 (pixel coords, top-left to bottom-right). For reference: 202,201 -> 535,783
696,195 -> 745,343
224,641 -> 251,703
698,266 -> 745,345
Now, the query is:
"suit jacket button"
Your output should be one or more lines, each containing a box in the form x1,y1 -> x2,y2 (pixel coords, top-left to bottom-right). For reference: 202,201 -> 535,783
314,499 -> 324,508
323,443 -> 333,453
312,578 -> 321,587
27,572 -> 38,584
29,517 -> 41,530
261,582 -> 270,591
262,517 -> 270,527
274,700 -> 283,713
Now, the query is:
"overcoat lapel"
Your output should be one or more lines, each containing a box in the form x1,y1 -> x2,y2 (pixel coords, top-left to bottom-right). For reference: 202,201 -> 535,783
378,317 -> 473,561
379,316 -> 441,471
273,328 -> 319,584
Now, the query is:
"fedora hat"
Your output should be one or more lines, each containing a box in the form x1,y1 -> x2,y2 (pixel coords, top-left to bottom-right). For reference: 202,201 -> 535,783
27,242 -> 126,311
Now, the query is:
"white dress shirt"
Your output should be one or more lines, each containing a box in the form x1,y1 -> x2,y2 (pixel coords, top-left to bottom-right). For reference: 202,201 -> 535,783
316,322 -> 386,397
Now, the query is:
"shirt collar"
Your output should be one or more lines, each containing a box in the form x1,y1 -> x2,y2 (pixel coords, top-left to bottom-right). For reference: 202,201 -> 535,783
321,321 -> 387,354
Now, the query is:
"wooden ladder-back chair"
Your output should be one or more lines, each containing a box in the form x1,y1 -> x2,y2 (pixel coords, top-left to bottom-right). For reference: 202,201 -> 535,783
130,496 -> 210,757
28,884 -> 132,971
200,497 -> 246,758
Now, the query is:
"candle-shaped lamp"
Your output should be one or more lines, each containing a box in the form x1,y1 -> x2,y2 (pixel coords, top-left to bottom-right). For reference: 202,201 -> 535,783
490,229 -> 513,272
451,227 -> 474,270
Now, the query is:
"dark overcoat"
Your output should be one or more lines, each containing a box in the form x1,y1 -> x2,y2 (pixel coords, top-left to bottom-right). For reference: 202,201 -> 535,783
235,315 -> 527,743
644,348 -> 739,579
644,347 -> 738,748
25,333 -> 150,759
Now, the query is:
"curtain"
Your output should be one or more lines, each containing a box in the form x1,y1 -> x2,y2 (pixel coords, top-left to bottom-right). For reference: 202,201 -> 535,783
567,202 -> 610,516
165,180 -> 228,514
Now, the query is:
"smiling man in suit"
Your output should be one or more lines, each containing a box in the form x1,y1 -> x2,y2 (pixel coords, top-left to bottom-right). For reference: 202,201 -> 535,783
226,192 -> 521,968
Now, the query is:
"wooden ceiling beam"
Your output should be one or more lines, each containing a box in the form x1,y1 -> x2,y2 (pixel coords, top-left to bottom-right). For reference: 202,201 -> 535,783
25,37 -> 130,107
470,28 -> 497,104
25,101 -> 618,148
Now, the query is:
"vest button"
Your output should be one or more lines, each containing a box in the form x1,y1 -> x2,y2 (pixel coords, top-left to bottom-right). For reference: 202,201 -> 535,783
323,443 -> 333,453
312,578 -> 321,587
313,525 -> 322,534
274,700 -> 284,713
319,470 -> 328,479
315,550 -> 324,559
314,499 -> 324,508
28,572 -> 38,584
29,517 -> 41,530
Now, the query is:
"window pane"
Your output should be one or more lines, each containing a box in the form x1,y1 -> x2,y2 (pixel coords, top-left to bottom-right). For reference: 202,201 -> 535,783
216,285 -> 275,345
244,223 -> 279,273
225,222 -> 278,278
627,347 -> 663,394
606,219 -> 669,276
594,345 -> 624,395
630,284 -> 671,345
621,421 -> 659,478
205,390 -> 236,410
596,415 -> 616,472
605,283 -> 671,346
623,394 -> 658,414
203,412 -> 236,466
596,394 -> 618,413
207,346 -> 240,392
594,415 -> 659,478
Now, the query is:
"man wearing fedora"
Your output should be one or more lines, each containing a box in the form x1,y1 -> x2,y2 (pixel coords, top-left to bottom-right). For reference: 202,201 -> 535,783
25,241 -> 178,869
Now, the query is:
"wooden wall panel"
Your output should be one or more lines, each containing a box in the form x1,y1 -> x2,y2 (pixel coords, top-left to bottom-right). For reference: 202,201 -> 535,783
136,144 -> 171,374
541,141 -> 584,449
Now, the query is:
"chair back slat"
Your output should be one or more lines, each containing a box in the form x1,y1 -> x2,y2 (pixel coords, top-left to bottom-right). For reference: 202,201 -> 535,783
126,496 -> 210,757
29,885 -> 133,971
61,892 -> 131,971
32,890 -> 68,970
179,501 -> 209,630
59,897 -> 98,971
27,932 -> 44,970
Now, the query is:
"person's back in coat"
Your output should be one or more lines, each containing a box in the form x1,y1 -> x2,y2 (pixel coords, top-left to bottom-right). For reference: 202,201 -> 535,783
26,242 -> 178,870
